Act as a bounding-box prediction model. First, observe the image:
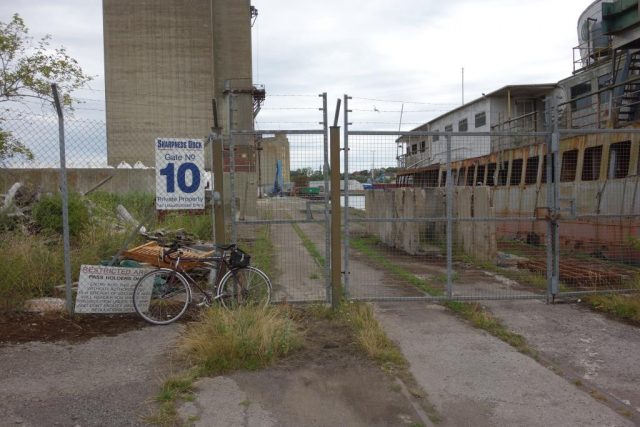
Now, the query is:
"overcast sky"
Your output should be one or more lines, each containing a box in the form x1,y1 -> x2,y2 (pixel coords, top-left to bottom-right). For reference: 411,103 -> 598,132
3,0 -> 591,133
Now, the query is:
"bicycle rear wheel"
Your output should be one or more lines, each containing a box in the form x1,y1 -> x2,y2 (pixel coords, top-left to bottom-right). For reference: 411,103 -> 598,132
217,266 -> 271,309
133,268 -> 191,325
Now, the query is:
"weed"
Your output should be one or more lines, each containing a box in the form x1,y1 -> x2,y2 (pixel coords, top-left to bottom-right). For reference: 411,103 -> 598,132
344,303 -> 406,371
33,192 -> 90,237
239,400 -> 251,407
390,384 -> 402,392
176,305 -> 304,373
408,387 -> 425,398
310,273 -> 320,280
617,407 -> 633,418
573,379 -> 583,386
290,221 -> 325,269
144,401 -> 179,426
583,294 -> 640,326
444,301 -> 529,353
435,273 -> 459,282
590,390 -> 608,402
409,423 -> 426,427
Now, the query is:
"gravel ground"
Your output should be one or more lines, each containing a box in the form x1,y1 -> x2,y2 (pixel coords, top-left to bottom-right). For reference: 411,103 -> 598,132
0,324 -> 179,427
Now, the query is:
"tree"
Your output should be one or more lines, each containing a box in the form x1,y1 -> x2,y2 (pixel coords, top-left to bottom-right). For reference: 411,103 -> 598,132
0,14 -> 93,161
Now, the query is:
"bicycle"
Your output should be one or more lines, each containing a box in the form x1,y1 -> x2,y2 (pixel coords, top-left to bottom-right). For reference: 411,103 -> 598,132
132,243 -> 272,325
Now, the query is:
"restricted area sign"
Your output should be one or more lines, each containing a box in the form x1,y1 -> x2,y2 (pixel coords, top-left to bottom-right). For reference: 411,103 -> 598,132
155,138 -> 205,210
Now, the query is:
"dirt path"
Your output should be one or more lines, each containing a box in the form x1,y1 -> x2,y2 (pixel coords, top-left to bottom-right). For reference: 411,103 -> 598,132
0,325 -> 179,426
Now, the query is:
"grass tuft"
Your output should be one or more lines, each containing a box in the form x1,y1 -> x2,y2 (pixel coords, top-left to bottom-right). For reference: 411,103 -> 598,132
444,301 -> 529,353
344,303 -> 406,371
176,305 -> 304,373
583,294 -> 640,326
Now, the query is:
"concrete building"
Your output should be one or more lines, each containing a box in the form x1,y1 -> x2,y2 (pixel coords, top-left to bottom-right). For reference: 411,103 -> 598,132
103,0 -> 258,167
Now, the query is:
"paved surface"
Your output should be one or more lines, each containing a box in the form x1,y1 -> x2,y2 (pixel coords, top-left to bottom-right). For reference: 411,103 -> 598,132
179,364 -> 426,427
0,325 -> 179,427
485,298 -> 640,416
375,301 -> 635,427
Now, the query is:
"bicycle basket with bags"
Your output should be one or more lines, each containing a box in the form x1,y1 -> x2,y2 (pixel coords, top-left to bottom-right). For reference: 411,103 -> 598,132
229,247 -> 251,268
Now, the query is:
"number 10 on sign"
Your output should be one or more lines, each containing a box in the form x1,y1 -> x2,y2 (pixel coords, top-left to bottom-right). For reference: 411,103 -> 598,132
155,138 -> 205,210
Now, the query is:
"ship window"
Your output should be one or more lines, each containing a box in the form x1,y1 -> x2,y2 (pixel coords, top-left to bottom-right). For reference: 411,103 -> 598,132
525,156 -> 539,185
440,170 -> 446,187
458,167 -> 466,186
476,164 -> 486,186
451,169 -> 458,186
475,112 -> 486,128
607,141 -> 631,179
433,131 -> 439,142
467,165 -> 476,186
510,159 -> 523,185
420,141 -> 426,152
497,161 -> 509,186
459,118 -> 468,132
486,163 -> 496,186
541,154 -> 556,184
412,144 -> 418,154
570,81 -> 592,110
445,124 -> 453,132
561,150 -> 579,182
582,146 -> 602,181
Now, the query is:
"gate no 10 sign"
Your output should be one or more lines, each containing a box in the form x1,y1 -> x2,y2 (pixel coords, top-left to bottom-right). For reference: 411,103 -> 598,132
155,138 -> 205,210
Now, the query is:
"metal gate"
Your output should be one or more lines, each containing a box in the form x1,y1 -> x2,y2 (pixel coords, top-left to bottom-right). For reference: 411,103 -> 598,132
230,93 -> 332,303
342,95 -> 640,302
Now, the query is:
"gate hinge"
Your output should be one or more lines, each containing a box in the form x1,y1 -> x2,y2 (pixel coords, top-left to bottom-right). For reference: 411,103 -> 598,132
341,148 -> 350,151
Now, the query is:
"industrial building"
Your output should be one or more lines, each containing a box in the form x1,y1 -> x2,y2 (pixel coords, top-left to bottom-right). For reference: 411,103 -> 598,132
103,0 -> 263,167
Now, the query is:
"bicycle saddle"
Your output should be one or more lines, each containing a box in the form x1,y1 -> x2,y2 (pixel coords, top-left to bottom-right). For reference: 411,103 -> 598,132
216,244 -> 236,250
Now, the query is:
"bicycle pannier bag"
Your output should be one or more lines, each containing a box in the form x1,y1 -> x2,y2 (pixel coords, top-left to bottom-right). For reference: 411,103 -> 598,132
229,248 -> 251,268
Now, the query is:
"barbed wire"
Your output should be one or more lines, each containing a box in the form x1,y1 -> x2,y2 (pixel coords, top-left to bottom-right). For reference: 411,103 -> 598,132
350,96 -> 460,106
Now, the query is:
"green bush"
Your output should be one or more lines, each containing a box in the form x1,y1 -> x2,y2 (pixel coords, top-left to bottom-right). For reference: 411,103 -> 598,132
33,193 -> 90,237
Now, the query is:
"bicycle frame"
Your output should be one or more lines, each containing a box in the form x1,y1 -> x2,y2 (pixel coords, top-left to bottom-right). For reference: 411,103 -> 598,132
164,252 -> 243,305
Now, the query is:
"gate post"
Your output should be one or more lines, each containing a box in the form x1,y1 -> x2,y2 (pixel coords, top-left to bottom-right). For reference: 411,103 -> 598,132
212,131 -> 226,246
445,134 -> 453,300
330,118 -> 342,309
544,98 -> 553,302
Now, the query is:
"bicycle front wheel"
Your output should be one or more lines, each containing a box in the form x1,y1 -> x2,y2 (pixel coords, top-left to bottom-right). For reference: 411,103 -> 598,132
133,268 -> 191,325
217,266 -> 271,309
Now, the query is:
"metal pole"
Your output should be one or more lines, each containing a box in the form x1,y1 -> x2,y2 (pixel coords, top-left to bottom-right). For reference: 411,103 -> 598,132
51,84 -> 72,314
544,98 -> 553,302
228,94 -> 237,244
343,95 -> 351,299
322,93 -> 331,304
210,99 -> 219,245
552,96 -> 560,298
446,134 -> 453,300
330,125 -> 342,309
212,132 -> 226,245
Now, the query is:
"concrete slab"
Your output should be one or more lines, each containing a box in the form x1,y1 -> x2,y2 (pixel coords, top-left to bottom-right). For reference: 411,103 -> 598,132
484,298 -> 640,416
375,301 -> 635,427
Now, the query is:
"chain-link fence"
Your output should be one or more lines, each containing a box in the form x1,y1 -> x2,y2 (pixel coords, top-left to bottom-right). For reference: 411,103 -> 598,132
2,89 -> 639,312
342,95 -> 640,302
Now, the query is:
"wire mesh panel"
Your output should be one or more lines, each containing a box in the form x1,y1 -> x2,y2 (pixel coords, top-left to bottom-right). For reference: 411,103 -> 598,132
230,93 -> 330,304
231,130 -> 330,304
553,129 -> 640,297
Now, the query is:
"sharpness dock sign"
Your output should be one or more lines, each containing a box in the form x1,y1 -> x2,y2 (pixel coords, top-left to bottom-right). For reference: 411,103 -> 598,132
155,138 -> 205,210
